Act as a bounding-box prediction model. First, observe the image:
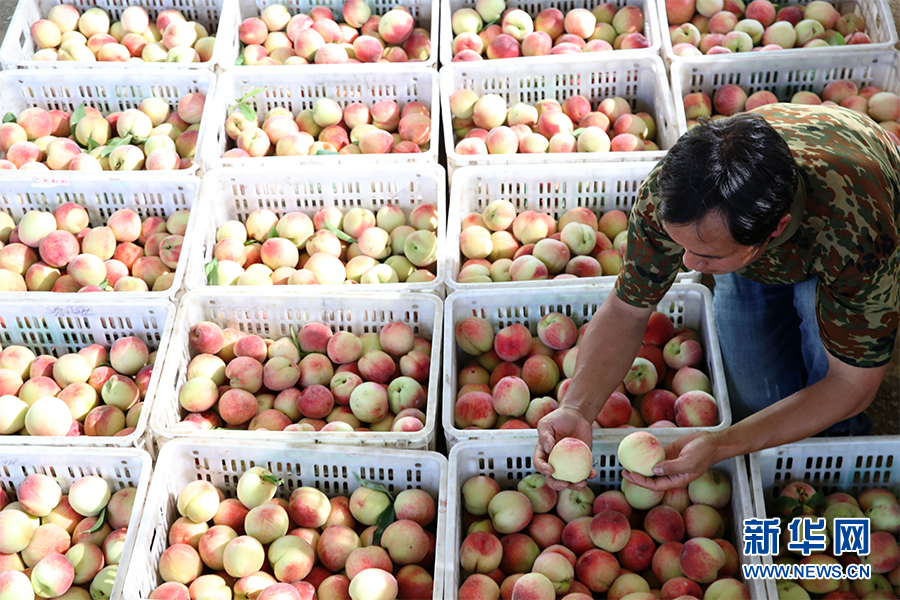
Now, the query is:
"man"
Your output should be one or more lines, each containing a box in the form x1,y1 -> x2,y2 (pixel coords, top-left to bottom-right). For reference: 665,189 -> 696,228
534,103 -> 900,492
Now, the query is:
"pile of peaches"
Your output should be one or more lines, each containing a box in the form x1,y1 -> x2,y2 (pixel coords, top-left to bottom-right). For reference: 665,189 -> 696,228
455,204 -> 629,283
27,5 -> 215,63
0,474 -> 138,598
683,80 -> 900,146
0,204 -> 190,293
768,481 -> 900,597
221,98 -> 432,158
0,96 -> 205,172
205,203 -> 438,287
449,0 -> 650,61
665,0 -> 874,56
456,431 -> 750,598
449,90 -> 659,156
149,466 -> 439,599
174,319 -> 431,434
0,338 -> 155,438
452,309 -> 720,431
235,1 -> 430,65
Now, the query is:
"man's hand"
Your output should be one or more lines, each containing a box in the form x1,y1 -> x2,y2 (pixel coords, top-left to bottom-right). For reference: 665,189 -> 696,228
621,431 -> 720,491
534,407 -> 598,491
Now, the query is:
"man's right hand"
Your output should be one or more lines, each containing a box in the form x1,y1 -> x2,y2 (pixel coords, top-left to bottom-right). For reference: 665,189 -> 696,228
534,406 -> 597,491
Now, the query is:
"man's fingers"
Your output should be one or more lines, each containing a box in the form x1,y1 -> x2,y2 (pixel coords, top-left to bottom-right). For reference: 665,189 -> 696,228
538,428 -> 557,455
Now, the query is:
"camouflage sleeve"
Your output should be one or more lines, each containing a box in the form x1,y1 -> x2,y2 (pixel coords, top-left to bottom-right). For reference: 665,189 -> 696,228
614,162 -> 684,308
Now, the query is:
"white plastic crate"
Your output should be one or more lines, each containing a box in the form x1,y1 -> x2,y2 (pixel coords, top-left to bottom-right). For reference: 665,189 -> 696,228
0,173 -> 200,302
0,446 -> 153,600
201,65 -> 440,169
121,439 -> 448,599
750,436 -> 900,600
184,165 -> 445,295
671,49 -> 900,136
151,288 -> 443,452
442,283 -> 731,449
658,0 -> 898,64
446,163 -> 701,293
0,69 -> 216,179
0,297 -> 175,453
446,438 -> 766,600
440,54 -> 679,176
220,0 -> 438,69
440,0 -> 662,65
0,0 -> 237,71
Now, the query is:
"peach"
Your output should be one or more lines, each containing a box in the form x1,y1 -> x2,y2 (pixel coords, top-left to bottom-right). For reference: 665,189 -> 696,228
461,531 -> 503,573
25,396 -> 74,436
595,392 -> 632,428
679,537 -> 725,583
621,478 -> 664,510
83,405 -> 125,436
617,431 -> 666,476
169,515 -> 208,548
221,535 -> 266,579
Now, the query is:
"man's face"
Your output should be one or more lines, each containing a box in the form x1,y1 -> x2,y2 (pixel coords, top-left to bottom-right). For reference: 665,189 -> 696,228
662,212 -> 770,275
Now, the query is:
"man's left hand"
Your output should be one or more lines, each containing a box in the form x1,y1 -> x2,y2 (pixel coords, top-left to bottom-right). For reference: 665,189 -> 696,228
621,431 -> 720,491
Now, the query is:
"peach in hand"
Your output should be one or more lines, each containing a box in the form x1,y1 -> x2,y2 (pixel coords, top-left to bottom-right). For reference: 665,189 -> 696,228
548,437 -> 593,483
617,431 -> 666,477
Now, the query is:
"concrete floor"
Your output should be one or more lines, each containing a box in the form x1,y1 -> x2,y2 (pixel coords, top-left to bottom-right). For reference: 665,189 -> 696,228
0,4 -> 895,435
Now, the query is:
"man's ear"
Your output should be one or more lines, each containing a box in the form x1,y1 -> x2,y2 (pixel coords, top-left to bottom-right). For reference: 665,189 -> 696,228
770,213 -> 792,239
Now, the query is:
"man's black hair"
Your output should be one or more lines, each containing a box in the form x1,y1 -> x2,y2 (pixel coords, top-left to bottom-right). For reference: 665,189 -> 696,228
657,112 -> 798,246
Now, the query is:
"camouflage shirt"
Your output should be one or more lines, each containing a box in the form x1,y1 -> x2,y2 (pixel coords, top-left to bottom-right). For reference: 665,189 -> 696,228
615,104 -> 900,368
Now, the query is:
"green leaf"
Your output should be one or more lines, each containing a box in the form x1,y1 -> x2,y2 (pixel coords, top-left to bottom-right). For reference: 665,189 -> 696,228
243,239 -> 258,246
205,258 -> 218,284
238,102 -> 256,123
239,87 -> 268,105
2,112 -> 16,123
573,127 -> 586,137
290,324 -> 302,354
325,221 -> 356,244
88,507 -> 107,533
773,496 -> 801,515
261,474 -> 284,486
99,135 -> 134,157
266,225 -> 278,240
315,149 -> 339,155
807,491 -> 827,509
99,279 -> 109,289
353,472 -> 393,497
86,138 -> 100,152
235,53 -> 245,66
70,103 -> 87,129
372,503 -> 396,546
